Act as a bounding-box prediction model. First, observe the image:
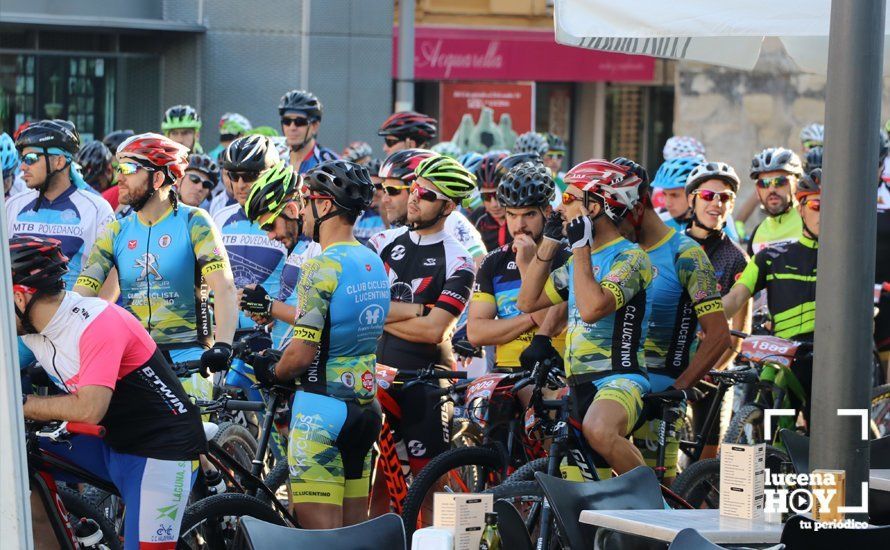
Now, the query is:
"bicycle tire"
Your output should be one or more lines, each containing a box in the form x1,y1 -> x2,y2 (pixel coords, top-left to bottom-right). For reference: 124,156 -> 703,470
871,384 -> 890,438
178,492 -> 287,550
673,447 -> 789,509
210,421 -> 260,489
260,459 -> 289,504
723,403 -> 764,445
504,457 -> 550,483
58,486 -> 123,550
401,446 -> 506,541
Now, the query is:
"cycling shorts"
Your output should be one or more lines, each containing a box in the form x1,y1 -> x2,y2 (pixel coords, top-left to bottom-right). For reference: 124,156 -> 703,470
40,435 -> 197,550
384,380 -> 454,472
632,373 -> 684,479
570,373 -> 649,436
287,391 -> 382,505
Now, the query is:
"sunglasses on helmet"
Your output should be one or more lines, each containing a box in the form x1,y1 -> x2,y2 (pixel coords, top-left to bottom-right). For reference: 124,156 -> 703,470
281,117 -> 310,128
756,175 -> 792,189
410,181 -> 448,202
694,189 -> 736,203
226,170 -> 261,183
187,173 -> 214,190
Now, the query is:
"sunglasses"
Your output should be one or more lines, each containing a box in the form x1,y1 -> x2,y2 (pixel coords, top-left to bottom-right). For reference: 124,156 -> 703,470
562,191 -> 580,204
226,170 -> 261,183
481,191 -> 498,202
116,161 -> 155,176
281,117 -> 310,127
382,184 -> 409,196
384,136 -> 403,148
545,153 -> 564,160
803,198 -> 821,212
803,140 -> 822,150
694,189 -> 736,203
21,152 -> 46,166
188,173 -> 214,190
410,181 -> 448,202
12,284 -> 37,295
756,175 -> 792,189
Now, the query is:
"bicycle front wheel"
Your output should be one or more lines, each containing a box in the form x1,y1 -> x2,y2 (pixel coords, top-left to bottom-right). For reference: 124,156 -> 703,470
178,493 -> 287,549
723,404 -> 765,445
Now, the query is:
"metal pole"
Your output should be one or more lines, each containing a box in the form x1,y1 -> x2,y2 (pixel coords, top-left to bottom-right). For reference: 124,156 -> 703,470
811,0 -> 885,518
395,0 -> 415,112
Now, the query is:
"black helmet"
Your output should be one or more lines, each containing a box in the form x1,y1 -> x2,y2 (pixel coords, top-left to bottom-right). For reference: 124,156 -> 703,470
187,154 -> 219,186
496,162 -> 554,207
279,89 -> 323,121
102,129 -> 135,154
611,156 -> 651,197
9,235 -> 69,291
75,140 -> 112,184
304,159 -> 374,213
474,151 -> 509,190
494,152 -> 543,185
15,119 -> 80,155
366,157 -> 382,177
804,146 -> 823,171
220,135 -> 279,172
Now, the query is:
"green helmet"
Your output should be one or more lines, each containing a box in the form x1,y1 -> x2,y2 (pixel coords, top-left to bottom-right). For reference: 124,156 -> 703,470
161,105 -> 202,132
414,154 -> 477,201
244,160 -> 300,224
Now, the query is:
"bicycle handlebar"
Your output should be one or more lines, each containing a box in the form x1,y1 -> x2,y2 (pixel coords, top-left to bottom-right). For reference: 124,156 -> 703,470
172,360 -> 203,378
65,422 -> 106,438
397,368 -> 468,380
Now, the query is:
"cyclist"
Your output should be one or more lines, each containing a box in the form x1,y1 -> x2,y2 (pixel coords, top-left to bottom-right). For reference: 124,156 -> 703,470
723,168 -> 821,423
468,161 -> 570,370
100,129 -> 135,212
250,159 -> 387,529
651,155 -> 704,233
13,235 -> 205,550
73,133 -> 238,401
517,159 -> 653,476
208,112 -> 252,161
746,147 -> 804,255
378,111 -> 438,157
2,131 -> 25,198
471,151 -> 510,251
342,141 -> 374,165
376,148 -> 486,265
368,154 -> 477,473
161,104 -> 203,154
74,140 -> 115,192
178,153 -> 218,208
543,132 -> 568,193
608,157 -> 729,482
279,89 -> 339,173
6,120 -> 115,295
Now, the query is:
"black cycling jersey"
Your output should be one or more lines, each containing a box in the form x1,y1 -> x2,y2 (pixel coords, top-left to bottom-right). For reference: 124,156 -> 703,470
688,230 -> 749,296
369,226 -> 476,370
474,211 -> 509,252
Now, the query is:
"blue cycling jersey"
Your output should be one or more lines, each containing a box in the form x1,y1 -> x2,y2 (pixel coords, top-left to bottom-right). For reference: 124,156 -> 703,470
270,237 -> 321,349
288,143 -> 339,174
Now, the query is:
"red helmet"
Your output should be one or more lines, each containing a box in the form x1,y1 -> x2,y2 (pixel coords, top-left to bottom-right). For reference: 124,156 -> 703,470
379,148 -> 435,181
378,111 -> 438,141
117,132 -> 189,181
565,159 -> 644,222
9,235 -> 69,291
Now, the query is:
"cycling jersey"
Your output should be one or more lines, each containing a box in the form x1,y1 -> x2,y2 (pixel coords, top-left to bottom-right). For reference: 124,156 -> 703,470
688,230 -> 749,296
76,204 -> 228,348
271,238 -> 321,349
474,211 -> 509,252
644,229 -> 723,378
293,241 -> 389,404
208,191 -> 237,218
370,226 -> 476,371
748,208 -> 803,256
472,244 -> 570,367
6,185 -> 114,290
212,203 -> 286,329
21,291 -> 206,459
543,237 -> 652,382
735,236 -> 817,340
446,210 -> 487,260
354,207 -> 386,245
283,143 -> 339,174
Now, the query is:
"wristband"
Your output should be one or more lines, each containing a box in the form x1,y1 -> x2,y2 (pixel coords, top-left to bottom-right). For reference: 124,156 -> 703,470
536,250 -> 555,262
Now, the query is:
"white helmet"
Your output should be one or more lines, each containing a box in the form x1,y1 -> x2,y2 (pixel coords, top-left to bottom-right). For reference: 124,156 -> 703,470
663,136 -> 706,161
799,123 -> 824,147
686,161 -> 740,194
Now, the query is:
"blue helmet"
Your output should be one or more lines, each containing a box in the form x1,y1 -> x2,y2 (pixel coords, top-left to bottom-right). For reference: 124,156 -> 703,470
458,151 -> 483,173
652,155 -> 704,190
1,132 -> 20,177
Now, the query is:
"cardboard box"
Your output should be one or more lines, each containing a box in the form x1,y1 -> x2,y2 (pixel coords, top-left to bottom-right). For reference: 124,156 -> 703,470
433,493 -> 493,550
811,469 -> 846,522
720,442 -> 765,519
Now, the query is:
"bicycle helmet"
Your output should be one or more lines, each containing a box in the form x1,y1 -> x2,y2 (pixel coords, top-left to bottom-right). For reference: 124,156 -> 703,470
431,141 -> 462,159
685,161 -> 741,194
220,135 -> 279,172
102,129 -> 134,154
611,156 -> 650,196
74,140 -> 112,184
804,146 -> 823,171
652,156 -> 704,191
663,136 -> 706,161
187,154 -> 220,186
496,161 -> 554,207
219,113 -> 252,137
161,105 -> 202,132
565,159 -> 644,223
9,235 -> 69,291
377,111 -> 438,142
545,133 -> 567,155
379,149 -> 435,182
304,159 -> 374,213
270,136 -> 290,160
117,132 -> 190,182
414,154 -> 477,201
750,147 -> 803,179
342,141 -> 374,163
366,157 -> 382,178
15,119 -> 80,155
279,89 -> 323,121
1,132 -> 20,177
495,152 -> 543,187
244,160 -> 300,223
458,151 -> 484,173
796,168 -> 822,201
512,132 -> 548,156
474,151 -> 509,190
799,123 -> 824,147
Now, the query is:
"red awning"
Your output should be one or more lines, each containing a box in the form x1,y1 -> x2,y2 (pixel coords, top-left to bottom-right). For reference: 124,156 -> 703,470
393,25 -> 655,82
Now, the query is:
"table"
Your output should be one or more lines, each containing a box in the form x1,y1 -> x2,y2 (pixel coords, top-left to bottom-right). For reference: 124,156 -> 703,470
579,508 -> 784,545
870,469 -> 890,492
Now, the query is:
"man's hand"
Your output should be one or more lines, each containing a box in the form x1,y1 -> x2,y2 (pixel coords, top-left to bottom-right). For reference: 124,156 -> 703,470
519,334 -> 560,373
512,233 -> 537,269
240,284 -> 273,316
543,211 -> 566,243
251,352 -> 279,388
200,342 -> 233,377
566,215 -> 594,250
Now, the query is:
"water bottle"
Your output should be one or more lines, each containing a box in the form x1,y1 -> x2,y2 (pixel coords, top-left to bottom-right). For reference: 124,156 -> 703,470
205,469 -> 227,495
